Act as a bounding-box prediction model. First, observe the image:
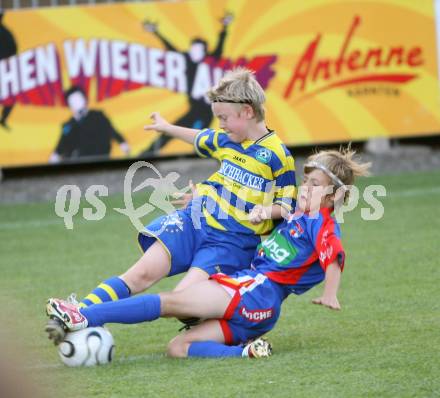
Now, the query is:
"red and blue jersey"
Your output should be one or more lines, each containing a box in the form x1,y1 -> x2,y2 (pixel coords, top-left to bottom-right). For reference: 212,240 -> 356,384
251,207 -> 345,297
211,207 -> 345,345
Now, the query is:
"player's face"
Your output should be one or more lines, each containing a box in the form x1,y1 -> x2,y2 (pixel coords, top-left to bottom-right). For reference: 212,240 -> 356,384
189,43 -> 206,62
67,92 -> 88,117
297,169 -> 333,213
212,102 -> 249,143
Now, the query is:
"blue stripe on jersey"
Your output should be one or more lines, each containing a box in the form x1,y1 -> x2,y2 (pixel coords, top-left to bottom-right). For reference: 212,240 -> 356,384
202,181 -> 256,213
267,149 -> 284,172
216,131 -> 230,147
203,206 -> 255,234
195,129 -> 216,156
275,170 -> 297,187
204,130 -> 217,152
218,160 -> 272,191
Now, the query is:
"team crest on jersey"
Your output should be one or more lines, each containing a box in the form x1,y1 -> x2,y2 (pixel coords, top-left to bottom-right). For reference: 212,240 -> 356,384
289,221 -> 304,238
255,148 -> 272,164
160,214 -> 184,233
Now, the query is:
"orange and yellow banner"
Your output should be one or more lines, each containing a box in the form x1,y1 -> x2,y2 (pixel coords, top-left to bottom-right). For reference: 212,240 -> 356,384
0,0 -> 439,167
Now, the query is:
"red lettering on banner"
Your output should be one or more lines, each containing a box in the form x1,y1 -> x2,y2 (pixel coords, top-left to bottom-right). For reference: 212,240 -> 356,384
0,43 -> 64,106
284,16 -> 422,101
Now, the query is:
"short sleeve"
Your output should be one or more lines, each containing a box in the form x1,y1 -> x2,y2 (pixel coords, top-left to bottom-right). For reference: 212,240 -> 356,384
193,128 -> 218,159
273,153 -> 296,212
313,218 -> 345,271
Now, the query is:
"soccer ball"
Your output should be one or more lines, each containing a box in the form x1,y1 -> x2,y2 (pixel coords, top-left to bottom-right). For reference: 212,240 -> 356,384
58,327 -> 115,367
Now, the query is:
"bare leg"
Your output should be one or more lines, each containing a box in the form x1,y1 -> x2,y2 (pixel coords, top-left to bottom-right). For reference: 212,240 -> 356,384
173,268 -> 212,326
71,280 -> 230,330
160,280 -> 231,319
173,267 -> 209,292
120,241 -> 171,294
167,319 -> 224,358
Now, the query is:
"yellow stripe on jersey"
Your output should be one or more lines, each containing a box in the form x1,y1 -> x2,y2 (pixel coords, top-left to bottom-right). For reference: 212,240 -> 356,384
194,128 -> 296,235
195,133 -> 215,158
273,159 -> 295,178
259,133 -> 292,167
213,130 -> 220,152
98,283 -> 118,301
198,183 -> 275,235
202,208 -> 227,231
275,186 -> 297,204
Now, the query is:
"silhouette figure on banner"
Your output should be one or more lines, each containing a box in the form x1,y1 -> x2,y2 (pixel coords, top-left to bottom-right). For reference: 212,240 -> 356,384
50,86 -> 130,163
141,12 -> 233,156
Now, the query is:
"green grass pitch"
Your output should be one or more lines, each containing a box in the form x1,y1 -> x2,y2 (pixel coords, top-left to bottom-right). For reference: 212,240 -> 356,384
0,170 -> 439,398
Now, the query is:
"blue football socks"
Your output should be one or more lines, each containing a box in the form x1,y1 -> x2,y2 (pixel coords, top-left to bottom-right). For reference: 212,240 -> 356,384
80,294 -> 161,327
188,341 -> 244,358
80,276 -> 131,308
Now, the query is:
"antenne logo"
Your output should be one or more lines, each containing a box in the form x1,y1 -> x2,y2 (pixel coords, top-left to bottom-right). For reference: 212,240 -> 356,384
284,15 -> 423,102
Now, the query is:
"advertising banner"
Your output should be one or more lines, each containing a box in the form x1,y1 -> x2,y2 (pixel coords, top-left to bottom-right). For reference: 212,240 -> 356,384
0,0 -> 439,166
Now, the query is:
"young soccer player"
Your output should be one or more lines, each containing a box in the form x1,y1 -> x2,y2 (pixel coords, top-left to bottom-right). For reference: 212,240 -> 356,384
47,149 -> 370,358
46,68 -> 296,343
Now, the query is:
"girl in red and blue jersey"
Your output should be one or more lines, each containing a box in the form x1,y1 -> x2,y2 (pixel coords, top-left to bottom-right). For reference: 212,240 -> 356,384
46,149 -> 370,358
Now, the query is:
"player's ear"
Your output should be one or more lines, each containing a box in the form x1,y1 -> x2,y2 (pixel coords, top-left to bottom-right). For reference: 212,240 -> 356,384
241,104 -> 254,119
328,186 -> 346,208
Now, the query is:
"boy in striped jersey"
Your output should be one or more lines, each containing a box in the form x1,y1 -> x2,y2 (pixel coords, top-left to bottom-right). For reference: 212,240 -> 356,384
46,68 -> 296,343
47,149 -> 370,357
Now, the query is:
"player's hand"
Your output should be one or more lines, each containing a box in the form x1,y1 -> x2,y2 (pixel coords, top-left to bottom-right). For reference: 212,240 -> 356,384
249,205 -> 270,224
312,295 -> 341,311
144,112 -> 170,134
171,180 -> 198,208
143,20 -> 158,33
48,152 -> 61,164
221,12 -> 233,26
119,142 -> 130,155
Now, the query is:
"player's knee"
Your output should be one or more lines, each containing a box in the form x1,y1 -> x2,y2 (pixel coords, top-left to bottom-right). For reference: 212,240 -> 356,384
167,336 -> 189,358
159,292 -> 182,316
119,272 -> 148,294
120,266 -> 161,293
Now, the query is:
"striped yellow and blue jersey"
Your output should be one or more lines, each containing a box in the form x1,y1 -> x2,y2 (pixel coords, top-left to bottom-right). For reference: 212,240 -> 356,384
194,128 -> 296,236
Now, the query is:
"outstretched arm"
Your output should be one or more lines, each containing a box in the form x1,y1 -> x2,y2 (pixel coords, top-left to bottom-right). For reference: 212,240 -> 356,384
210,13 -> 233,59
144,112 -> 199,144
312,261 -> 342,310
143,20 -> 177,52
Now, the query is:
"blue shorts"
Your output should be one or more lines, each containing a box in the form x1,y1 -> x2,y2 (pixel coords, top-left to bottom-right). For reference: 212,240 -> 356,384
211,271 -> 285,345
138,207 -> 261,277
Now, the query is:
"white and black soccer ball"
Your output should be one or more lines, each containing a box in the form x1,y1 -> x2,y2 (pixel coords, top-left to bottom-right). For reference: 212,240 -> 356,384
58,327 -> 115,367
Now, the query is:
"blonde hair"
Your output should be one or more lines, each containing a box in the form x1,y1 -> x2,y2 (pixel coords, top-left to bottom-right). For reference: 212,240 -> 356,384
207,67 -> 266,121
304,147 -> 371,201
